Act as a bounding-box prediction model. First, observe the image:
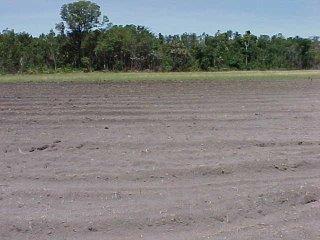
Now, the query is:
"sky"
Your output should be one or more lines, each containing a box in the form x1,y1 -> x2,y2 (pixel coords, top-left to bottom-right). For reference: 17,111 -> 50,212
1,0 -> 320,37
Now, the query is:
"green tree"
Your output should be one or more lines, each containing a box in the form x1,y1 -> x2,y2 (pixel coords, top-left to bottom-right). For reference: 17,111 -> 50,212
1,2 -> 320,74
95,25 -> 157,71
59,0 -> 108,67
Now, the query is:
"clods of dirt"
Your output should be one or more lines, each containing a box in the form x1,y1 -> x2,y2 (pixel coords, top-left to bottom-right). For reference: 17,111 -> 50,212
29,140 -> 62,153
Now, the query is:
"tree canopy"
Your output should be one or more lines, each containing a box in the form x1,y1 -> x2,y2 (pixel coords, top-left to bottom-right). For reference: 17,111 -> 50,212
60,0 -> 102,34
0,0 -> 320,74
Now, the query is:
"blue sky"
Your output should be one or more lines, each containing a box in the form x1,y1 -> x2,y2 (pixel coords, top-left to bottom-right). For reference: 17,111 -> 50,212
1,0 -> 319,37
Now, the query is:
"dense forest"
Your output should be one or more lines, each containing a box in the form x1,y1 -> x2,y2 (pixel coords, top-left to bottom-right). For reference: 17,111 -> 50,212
1,0 -> 320,74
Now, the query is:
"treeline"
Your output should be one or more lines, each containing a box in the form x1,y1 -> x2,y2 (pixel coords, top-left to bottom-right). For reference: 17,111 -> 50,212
1,1 -> 320,74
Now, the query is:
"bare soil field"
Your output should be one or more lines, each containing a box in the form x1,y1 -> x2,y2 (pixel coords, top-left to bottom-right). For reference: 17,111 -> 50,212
1,79 -> 320,240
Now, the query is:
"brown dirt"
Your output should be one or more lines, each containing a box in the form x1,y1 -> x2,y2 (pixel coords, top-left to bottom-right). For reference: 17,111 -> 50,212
1,79 -> 320,240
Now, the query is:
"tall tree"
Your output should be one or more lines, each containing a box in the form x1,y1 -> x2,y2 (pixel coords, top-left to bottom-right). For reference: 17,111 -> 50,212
58,0 -> 108,67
